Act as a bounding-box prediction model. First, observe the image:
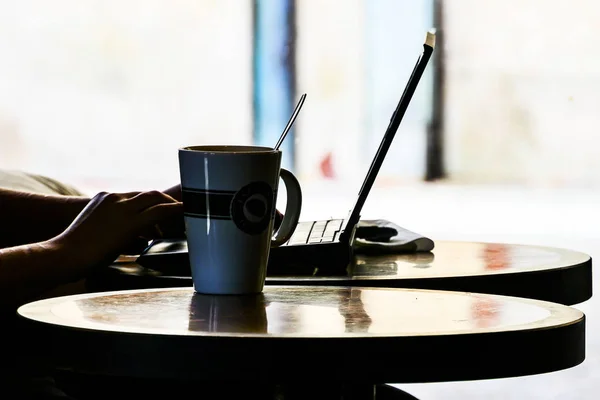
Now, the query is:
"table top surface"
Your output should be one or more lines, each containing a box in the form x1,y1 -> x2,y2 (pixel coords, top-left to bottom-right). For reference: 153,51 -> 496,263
18,286 -> 586,384
107,240 -> 592,305
342,241 -> 588,278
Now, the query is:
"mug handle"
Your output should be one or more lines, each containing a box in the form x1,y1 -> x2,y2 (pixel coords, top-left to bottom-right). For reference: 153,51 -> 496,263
271,168 -> 302,247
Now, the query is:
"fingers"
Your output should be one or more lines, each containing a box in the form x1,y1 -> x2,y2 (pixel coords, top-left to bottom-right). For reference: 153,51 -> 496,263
119,192 -> 145,199
156,216 -> 186,239
139,202 -> 183,228
163,184 -> 182,201
126,190 -> 179,211
92,191 -> 139,200
120,237 -> 152,255
93,191 -> 178,211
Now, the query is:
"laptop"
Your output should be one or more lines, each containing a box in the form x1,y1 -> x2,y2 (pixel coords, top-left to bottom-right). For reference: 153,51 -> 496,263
137,31 -> 436,276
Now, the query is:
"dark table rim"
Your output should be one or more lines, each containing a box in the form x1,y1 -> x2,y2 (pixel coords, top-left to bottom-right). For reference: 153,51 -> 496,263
17,286 -> 586,384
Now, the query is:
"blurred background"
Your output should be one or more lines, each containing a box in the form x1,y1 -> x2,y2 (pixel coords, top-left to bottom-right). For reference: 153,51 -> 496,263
3,0 -> 600,190
1,0 -> 600,398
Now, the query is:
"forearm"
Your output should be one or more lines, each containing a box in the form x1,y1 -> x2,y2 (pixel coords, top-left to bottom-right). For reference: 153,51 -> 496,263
0,239 -> 83,310
0,188 -> 89,248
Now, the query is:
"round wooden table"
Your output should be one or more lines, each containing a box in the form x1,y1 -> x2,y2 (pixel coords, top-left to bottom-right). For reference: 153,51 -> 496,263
18,286 -> 585,399
92,241 -> 592,305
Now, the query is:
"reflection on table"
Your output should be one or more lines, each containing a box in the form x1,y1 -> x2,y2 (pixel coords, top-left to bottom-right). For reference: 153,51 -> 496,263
18,286 -> 585,388
52,287 -> 542,337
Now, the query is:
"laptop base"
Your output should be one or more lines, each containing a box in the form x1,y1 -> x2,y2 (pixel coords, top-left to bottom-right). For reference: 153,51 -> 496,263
136,235 -> 352,277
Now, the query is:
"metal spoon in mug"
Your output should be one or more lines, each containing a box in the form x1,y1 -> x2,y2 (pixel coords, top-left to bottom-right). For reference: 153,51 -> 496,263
274,93 -> 307,150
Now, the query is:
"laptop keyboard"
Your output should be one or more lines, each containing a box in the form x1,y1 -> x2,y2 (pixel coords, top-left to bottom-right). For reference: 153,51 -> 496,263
286,219 -> 344,245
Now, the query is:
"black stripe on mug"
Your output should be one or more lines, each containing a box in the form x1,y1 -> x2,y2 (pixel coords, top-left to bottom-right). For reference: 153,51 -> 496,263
182,187 -> 234,219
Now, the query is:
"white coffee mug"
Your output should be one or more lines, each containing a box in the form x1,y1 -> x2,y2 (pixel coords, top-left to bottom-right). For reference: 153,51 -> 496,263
179,145 -> 302,294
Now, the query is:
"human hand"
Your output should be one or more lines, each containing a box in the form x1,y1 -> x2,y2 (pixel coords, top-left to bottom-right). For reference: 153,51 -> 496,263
163,184 -> 182,201
51,191 -> 182,271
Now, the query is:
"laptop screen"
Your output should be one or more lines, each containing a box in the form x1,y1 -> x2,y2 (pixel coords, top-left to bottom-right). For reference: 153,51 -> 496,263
341,31 -> 436,236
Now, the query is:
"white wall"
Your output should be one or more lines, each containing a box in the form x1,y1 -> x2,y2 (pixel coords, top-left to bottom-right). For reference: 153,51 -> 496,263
4,1 -> 594,191
295,0 -> 434,186
444,0 -> 600,187
363,0 -> 433,183
0,0 -> 252,191
295,0 -> 366,183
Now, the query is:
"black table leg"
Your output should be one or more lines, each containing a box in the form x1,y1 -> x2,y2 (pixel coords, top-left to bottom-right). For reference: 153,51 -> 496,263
272,383 -> 418,400
57,372 -> 419,400
273,383 -> 375,399
376,385 -> 420,400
